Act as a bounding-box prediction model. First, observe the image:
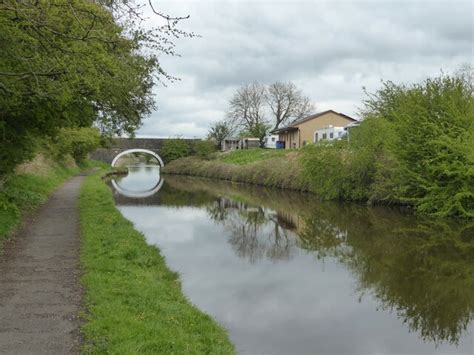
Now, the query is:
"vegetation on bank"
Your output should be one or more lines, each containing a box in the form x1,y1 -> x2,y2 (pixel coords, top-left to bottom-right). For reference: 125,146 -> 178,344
160,138 -> 217,163
79,173 -> 235,354
301,70 -> 473,218
0,155 -> 79,241
163,150 -> 308,191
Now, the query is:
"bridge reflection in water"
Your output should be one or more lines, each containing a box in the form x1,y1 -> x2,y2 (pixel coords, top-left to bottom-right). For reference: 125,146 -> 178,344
110,166 -> 163,199
109,168 -> 474,355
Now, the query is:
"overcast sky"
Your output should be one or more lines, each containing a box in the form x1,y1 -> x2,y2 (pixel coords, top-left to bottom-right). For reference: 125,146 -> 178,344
136,0 -> 473,138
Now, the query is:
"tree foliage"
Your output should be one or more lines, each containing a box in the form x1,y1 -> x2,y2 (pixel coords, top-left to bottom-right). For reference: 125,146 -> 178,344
56,127 -> 101,164
161,138 -> 191,163
0,1 -> 192,175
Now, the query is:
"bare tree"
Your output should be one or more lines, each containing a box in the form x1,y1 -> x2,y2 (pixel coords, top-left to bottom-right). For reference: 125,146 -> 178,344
226,82 -> 268,131
266,81 -> 315,130
226,82 -> 270,146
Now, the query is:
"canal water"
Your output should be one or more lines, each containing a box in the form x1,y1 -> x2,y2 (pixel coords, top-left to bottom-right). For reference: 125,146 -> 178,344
110,166 -> 474,355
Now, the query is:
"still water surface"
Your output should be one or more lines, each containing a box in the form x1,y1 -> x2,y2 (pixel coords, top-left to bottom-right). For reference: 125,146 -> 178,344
111,167 -> 474,355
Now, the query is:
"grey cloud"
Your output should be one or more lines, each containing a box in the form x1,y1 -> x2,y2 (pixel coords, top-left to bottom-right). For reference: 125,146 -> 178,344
137,0 -> 473,138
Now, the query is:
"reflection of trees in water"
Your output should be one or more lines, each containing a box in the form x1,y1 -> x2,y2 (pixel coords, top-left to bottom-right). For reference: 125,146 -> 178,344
299,203 -> 474,346
161,176 -> 474,346
206,198 -> 296,263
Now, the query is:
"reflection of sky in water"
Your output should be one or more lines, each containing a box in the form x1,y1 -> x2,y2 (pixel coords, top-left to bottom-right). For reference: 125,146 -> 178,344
114,167 -> 160,193
117,205 -> 474,355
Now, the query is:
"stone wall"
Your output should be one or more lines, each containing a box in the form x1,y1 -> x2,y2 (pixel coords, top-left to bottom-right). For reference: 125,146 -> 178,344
90,138 -> 198,164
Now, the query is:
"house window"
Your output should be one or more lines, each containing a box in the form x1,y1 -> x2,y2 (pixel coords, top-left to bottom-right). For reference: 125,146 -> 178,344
330,132 -> 334,139
322,133 -> 327,140
271,137 -> 275,142
314,132 -> 318,143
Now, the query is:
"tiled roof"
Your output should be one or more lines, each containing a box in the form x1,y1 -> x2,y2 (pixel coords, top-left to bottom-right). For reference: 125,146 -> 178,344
271,110 -> 357,133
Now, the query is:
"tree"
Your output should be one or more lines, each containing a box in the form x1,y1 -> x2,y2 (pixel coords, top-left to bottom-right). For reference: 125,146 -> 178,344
161,138 -> 191,163
0,1 -> 194,175
266,81 -> 315,130
226,82 -> 268,133
226,82 -> 269,147
207,120 -> 234,149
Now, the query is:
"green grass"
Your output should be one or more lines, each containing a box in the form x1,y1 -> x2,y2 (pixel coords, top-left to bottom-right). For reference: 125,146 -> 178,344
163,151 -> 309,192
0,162 -> 80,240
79,173 -> 235,354
216,148 -> 291,165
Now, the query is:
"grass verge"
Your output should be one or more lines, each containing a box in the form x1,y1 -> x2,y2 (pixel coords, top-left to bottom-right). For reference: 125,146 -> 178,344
79,173 -> 235,354
0,156 -> 83,241
216,149 -> 290,165
163,149 -> 309,191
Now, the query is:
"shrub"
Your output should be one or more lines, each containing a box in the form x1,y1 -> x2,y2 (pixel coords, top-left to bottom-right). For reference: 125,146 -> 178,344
56,127 -> 101,164
301,69 -> 474,218
192,140 -> 217,159
160,138 -> 191,163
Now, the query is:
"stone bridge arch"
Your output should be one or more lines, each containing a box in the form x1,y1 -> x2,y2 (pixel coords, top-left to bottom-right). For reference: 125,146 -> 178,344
89,138 -> 199,165
111,148 -> 164,167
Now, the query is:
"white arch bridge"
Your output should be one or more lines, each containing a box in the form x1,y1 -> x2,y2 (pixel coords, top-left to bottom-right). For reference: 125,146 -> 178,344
111,148 -> 164,168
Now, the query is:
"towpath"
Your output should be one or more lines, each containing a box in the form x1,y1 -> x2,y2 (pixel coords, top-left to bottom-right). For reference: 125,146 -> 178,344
0,175 -> 85,354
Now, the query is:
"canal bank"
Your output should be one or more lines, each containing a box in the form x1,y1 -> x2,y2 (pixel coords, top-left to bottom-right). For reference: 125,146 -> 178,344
79,172 -> 234,353
162,150 -> 311,191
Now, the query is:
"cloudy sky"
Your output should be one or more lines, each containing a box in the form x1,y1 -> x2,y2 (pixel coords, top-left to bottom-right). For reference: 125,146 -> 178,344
136,0 -> 473,138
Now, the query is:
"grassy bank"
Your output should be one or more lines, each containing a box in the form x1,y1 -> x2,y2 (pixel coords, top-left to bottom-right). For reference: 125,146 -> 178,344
0,154 -> 81,241
162,149 -> 310,191
79,173 -> 234,353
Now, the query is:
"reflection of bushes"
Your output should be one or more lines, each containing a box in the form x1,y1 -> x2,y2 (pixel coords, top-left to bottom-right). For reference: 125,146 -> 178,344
299,203 -> 474,345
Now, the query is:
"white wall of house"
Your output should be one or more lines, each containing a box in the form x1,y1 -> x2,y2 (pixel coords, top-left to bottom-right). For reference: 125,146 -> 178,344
264,134 -> 279,149
314,126 -> 346,143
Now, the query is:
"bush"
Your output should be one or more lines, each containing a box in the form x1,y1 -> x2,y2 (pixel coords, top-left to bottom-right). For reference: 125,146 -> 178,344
301,69 -> 474,218
160,138 -> 191,163
56,127 -> 101,164
192,140 -> 217,159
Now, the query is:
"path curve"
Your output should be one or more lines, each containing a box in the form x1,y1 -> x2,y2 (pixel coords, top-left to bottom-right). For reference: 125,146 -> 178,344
0,175 -> 85,354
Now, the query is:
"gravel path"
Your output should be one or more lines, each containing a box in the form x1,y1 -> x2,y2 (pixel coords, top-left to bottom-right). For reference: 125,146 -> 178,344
0,175 -> 85,354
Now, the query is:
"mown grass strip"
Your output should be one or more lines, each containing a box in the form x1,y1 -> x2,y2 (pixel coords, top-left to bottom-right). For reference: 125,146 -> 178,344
79,173 -> 235,354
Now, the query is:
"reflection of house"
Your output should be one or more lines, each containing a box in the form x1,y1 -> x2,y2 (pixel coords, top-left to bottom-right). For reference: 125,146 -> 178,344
272,110 -> 358,149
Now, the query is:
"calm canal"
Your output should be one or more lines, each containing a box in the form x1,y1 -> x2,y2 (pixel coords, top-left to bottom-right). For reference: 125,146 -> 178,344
110,166 -> 473,355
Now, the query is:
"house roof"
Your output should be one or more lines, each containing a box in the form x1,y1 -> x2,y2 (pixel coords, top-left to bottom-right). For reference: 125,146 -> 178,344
271,110 -> 358,134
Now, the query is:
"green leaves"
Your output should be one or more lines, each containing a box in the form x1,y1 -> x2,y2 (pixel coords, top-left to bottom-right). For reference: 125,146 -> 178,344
301,68 -> 474,218
0,1 -> 187,175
